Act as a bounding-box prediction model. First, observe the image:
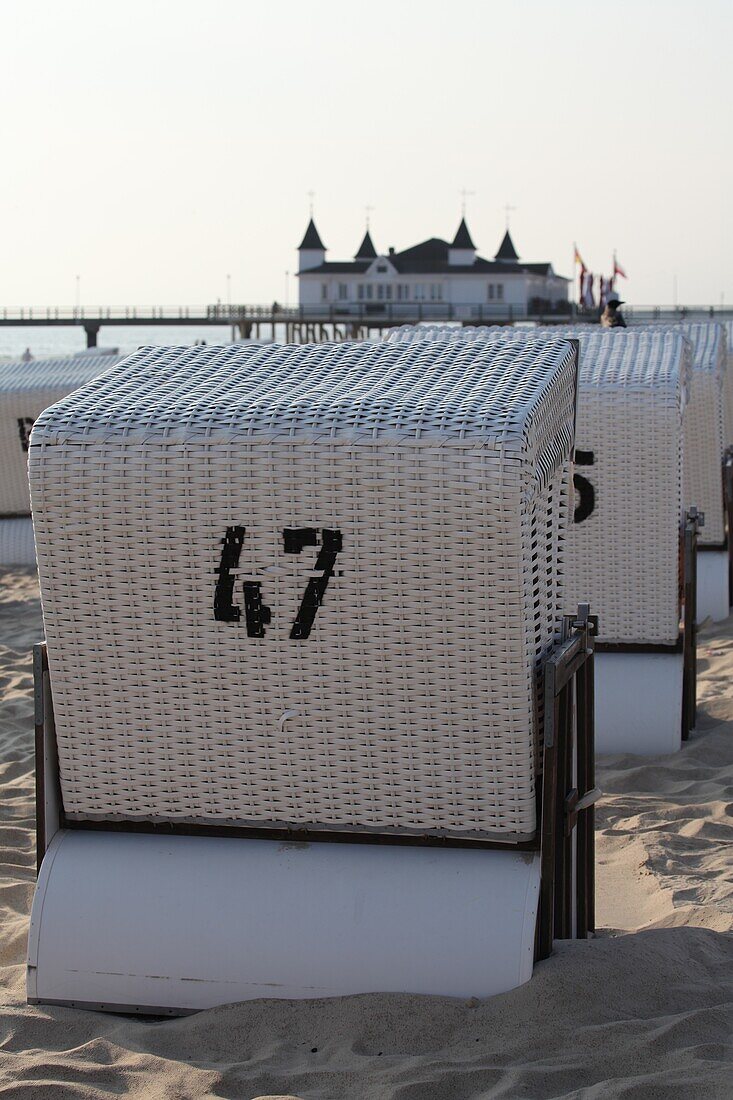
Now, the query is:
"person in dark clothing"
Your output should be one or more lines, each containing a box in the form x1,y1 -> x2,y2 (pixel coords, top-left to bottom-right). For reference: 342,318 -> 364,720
600,296 -> 627,328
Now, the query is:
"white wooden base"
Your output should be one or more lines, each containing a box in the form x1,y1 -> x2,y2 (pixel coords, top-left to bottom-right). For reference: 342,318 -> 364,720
0,518 -> 35,566
595,650 -> 684,755
696,550 -> 730,623
28,830 -> 541,1015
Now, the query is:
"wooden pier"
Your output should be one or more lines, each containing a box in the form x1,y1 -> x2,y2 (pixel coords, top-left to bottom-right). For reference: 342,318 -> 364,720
0,303 -> 730,347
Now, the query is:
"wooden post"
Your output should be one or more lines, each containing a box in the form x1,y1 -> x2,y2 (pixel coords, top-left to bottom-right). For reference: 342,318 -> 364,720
84,323 -> 100,348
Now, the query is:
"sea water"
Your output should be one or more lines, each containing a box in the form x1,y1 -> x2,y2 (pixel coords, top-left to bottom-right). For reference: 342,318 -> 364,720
0,325 -> 239,361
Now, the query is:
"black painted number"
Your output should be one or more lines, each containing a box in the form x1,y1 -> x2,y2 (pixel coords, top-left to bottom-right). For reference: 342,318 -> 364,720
283,527 -> 343,639
573,449 -> 595,523
213,525 -> 272,637
214,525 -> 342,640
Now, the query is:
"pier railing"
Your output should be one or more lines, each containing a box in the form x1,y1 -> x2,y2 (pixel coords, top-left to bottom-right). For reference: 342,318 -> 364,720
2,303 -> 732,326
0,303 -> 552,323
3,302 -> 733,351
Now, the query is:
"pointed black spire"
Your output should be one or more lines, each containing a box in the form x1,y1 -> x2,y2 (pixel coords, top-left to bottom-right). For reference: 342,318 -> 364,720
451,217 -> 475,249
298,218 -> 325,250
355,229 -> 377,260
495,230 -> 519,262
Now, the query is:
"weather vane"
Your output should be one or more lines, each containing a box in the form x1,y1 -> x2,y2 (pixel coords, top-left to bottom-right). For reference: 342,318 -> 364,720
504,203 -> 517,229
307,190 -> 315,217
460,189 -> 475,216
365,204 -> 374,229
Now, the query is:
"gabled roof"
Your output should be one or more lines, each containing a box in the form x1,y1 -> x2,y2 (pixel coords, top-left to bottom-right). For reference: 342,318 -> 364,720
451,218 -> 475,250
365,255 -> 397,275
355,230 -> 377,260
298,218 -> 325,251
495,230 -> 519,262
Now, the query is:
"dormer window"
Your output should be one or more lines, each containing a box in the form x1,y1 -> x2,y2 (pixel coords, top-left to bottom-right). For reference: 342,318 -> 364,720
376,264 -> 388,273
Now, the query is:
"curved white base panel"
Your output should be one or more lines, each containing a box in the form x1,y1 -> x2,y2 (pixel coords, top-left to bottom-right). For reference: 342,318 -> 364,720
595,651 -> 684,755
28,831 -> 541,1015
696,550 -> 729,623
0,518 -> 35,566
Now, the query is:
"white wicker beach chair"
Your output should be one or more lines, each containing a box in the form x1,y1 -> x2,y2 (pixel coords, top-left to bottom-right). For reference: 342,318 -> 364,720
671,324 -> 727,535
676,324 -> 728,621
720,320 -> 733,446
565,332 -> 694,754
625,322 -> 729,621
27,339 -> 597,1013
385,325 -> 695,754
721,323 -> 733,448
0,353 -> 120,565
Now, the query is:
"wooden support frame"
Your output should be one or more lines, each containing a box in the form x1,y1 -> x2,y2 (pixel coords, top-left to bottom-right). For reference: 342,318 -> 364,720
537,605 -> 598,960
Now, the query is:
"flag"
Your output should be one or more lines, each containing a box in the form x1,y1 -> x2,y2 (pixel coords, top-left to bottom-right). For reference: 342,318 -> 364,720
613,254 -> 627,279
582,271 -> 596,309
574,244 -> 585,267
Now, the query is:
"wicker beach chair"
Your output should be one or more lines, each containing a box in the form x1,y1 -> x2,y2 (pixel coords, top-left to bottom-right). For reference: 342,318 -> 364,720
513,320 -> 728,623
623,322 -> 729,620
676,324 -> 729,618
0,353 -> 120,564
386,325 -> 695,753
716,320 -> 733,448
27,338 -> 596,1013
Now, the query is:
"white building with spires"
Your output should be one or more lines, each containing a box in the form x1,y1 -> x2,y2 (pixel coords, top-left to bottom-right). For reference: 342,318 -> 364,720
296,217 -> 570,319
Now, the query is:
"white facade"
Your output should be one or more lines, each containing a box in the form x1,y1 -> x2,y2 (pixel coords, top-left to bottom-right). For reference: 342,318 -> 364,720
296,218 -> 570,318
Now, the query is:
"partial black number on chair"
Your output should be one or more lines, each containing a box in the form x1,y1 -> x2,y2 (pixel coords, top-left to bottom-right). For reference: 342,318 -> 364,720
573,450 -> 595,524
17,417 -> 34,453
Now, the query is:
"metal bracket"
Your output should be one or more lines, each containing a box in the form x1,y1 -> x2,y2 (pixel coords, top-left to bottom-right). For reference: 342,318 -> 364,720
564,786 -> 602,836
687,505 -> 704,532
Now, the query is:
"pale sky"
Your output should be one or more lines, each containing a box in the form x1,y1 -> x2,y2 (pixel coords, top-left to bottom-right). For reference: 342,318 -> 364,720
1,0 -> 730,308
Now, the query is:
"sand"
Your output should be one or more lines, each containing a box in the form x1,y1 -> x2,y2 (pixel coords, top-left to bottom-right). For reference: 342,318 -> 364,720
0,566 -> 730,1098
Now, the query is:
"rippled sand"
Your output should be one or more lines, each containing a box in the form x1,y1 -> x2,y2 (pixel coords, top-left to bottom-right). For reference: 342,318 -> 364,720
0,567 -> 730,1098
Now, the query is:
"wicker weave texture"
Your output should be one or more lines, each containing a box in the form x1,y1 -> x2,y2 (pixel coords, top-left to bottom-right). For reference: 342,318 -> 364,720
724,320 -> 733,446
682,359 -> 725,545
672,324 -> 726,544
566,334 -> 685,644
385,326 -> 687,644
627,322 -> 726,544
30,340 -> 578,841
0,354 -> 120,515
674,322 -> 729,444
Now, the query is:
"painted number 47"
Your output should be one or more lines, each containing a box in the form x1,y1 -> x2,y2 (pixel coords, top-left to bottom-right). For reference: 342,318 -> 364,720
214,526 -> 343,640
